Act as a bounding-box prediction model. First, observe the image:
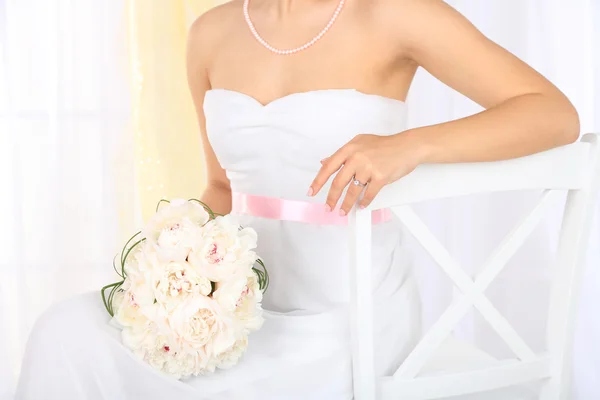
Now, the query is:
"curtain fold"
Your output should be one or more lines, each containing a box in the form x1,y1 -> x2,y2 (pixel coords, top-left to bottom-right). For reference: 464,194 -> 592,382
0,0 -> 131,397
126,0 -> 221,221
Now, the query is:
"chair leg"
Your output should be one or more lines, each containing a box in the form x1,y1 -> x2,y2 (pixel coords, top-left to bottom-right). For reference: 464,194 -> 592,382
539,377 -> 567,400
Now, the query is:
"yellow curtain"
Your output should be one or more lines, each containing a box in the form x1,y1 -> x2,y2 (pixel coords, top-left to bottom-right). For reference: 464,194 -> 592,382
124,0 -> 222,223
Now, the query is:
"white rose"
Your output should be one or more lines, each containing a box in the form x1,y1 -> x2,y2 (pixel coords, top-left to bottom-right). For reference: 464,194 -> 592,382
152,260 -> 212,309
188,215 -> 258,282
216,336 -> 248,369
168,296 -> 236,358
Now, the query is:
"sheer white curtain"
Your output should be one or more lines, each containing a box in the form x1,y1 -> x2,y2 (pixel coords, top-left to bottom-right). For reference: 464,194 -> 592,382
0,0 -> 599,399
0,0 -> 131,398
407,1 -> 600,398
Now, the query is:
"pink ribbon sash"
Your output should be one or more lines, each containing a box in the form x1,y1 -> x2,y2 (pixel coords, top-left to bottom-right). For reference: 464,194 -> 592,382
231,192 -> 391,225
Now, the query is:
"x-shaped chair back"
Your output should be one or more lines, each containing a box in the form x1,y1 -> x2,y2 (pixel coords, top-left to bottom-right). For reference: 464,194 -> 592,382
349,134 -> 600,400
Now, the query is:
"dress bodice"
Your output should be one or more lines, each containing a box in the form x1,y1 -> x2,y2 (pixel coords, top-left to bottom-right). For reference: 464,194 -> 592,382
204,89 -> 408,202
203,88 -> 411,314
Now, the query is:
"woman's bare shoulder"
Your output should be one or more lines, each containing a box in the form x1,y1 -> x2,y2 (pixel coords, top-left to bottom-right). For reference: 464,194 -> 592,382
370,0 -> 473,39
188,1 -> 243,53
371,0 -> 487,56
372,0 -> 457,21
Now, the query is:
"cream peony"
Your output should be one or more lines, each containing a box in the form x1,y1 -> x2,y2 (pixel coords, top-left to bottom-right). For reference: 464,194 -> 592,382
188,215 -> 258,282
212,276 -> 249,313
143,199 -> 209,261
234,274 -> 265,333
216,337 -> 249,369
152,260 -> 212,310
122,321 -> 215,378
122,325 -> 174,371
126,241 -> 161,278
163,350 -> 204,378
168,296 -> 236,358
212,272 -> 264,334
113,276 -> 155,328
115,246 -> 165,327
113,288 -> 145,328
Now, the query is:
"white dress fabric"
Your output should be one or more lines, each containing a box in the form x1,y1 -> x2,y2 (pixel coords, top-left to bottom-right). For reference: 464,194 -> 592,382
16,89 -> 420,400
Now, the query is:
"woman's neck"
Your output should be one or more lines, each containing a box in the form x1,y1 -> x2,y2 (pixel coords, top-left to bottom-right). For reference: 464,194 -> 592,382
251,0 -> 329,17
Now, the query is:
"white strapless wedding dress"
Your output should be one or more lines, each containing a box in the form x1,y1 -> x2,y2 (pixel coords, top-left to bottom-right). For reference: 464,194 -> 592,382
16,89 -> 421,400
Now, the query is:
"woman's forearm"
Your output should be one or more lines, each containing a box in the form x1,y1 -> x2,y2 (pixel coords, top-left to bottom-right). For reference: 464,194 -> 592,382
408,93 -> 580,164
201,182 -> 232,215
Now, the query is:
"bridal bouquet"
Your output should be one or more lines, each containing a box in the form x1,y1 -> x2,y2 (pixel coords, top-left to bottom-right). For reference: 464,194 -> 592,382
101,199 -> 268,379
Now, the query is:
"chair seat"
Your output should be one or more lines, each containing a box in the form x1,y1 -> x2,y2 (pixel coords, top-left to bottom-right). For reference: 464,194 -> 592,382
423,335 -> 500,375
379,335 -> 541,400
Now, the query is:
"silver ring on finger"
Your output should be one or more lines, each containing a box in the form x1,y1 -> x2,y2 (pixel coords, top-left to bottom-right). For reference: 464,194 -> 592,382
352,177 -> 367,188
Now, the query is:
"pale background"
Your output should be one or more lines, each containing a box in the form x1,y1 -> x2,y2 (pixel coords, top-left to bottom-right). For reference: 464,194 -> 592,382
0,0 -> 598,399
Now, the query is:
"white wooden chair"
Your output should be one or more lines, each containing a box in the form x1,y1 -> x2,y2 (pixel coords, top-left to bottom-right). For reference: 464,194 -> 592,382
348,133 -> 600,400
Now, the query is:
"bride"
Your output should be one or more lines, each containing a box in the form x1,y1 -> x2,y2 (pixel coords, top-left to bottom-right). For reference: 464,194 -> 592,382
17,0 -> 579,399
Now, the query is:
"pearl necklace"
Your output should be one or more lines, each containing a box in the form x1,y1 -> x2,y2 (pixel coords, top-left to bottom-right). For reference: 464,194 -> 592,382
243,0 -> 345,55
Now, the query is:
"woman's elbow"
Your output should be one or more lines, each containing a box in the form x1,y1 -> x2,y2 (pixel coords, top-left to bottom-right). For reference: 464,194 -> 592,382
554,97 -> 581,145
563,109 -> 580,144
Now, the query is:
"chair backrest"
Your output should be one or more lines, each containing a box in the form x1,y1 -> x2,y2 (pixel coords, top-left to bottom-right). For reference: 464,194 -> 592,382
348,133 -> 600,400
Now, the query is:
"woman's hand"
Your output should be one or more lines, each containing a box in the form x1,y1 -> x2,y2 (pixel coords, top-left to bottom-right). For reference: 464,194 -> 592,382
308,132 -> 429,215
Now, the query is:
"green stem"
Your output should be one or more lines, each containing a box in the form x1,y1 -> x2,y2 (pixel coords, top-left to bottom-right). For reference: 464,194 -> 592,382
112,255 -> 123,278
188,198 -> 215,219
120,237 -> 145,277
253,258 -> 269,292
156,199 -> 171,212
120,231 -> 141,268
101,281 -> 124,317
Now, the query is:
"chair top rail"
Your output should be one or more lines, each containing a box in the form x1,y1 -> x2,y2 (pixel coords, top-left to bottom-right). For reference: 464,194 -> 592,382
367,141 -> 591,210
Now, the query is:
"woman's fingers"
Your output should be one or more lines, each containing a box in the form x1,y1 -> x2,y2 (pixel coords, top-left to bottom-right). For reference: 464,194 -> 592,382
358,177 -> 386,209
339,171 -> 370,216
325,163 -> 356,212
309,146 -> 351,196
308,134 -> 416,213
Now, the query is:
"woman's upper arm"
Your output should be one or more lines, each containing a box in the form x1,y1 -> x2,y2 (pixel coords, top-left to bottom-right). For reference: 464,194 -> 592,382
391,0 -> 571,109
186,15 -> 230,191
